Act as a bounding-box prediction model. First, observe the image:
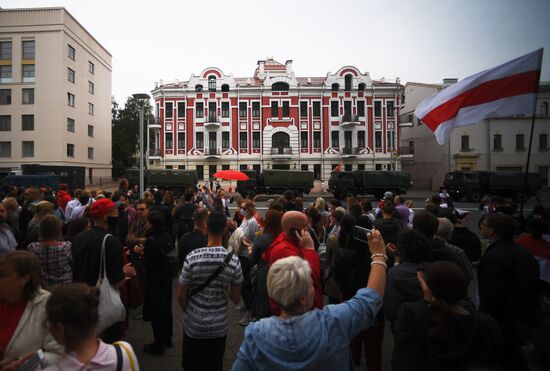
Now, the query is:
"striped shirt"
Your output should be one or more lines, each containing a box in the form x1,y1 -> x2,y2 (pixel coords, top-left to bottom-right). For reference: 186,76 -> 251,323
28,241 -> 73,288
179,246 -> 243,339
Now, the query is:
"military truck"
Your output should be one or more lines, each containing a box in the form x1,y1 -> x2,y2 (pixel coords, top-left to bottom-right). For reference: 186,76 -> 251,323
443,171 -> 542,202
328,170 -> 411,199
124,168 -> 198,195
236,170 -> 314,197
1,175 -> 61,190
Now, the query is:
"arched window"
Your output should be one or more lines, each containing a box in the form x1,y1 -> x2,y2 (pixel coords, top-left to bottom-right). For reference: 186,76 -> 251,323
331,83 -> 339,92
195,84 -> 203,92
272,82 -> 289,91
272,132 -> 290,153
539,101 -> 549,116
358,83 -> 366,91
208,76 -> 216,92
344,74 -> 353,91
221,84 -> 229,92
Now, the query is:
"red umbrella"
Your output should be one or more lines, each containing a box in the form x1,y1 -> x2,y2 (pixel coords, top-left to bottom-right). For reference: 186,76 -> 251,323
213,170 -> 249,181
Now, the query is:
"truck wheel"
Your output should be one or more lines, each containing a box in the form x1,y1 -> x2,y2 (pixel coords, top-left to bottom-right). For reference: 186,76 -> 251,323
469,189 -> 482,202
515,191 -> 528,202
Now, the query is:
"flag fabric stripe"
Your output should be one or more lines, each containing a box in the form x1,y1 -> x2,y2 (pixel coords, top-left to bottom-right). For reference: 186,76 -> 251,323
415,48 -> 543,145
421,70 -> 540,131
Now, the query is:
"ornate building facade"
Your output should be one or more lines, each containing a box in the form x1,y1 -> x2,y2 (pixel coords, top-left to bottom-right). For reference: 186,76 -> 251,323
150,59 -> 403,180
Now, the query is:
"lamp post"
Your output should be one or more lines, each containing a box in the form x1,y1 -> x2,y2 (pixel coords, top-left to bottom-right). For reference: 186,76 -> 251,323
132,93 -> 150,197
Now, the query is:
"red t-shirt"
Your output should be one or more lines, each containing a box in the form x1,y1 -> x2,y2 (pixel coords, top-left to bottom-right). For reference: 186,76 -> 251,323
0,300 -> 27,355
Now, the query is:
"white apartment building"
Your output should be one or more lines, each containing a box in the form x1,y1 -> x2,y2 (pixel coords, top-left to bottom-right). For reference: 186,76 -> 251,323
399,81 -> 550,190
0,7 -> 112,181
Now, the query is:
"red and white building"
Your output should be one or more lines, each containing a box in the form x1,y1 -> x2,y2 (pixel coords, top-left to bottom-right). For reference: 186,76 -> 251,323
150,58 -> 403,180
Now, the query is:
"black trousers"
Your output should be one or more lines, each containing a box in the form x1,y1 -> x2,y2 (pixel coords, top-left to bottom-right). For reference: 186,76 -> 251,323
182,333 -> 226,371
151,287 -> 173,346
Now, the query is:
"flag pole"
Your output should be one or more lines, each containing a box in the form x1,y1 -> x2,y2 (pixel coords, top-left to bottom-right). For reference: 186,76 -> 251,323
519,61 -> 542,217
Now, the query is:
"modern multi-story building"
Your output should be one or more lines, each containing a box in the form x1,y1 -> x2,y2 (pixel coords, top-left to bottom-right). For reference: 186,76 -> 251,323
150,59 -> 403,181
399,81 -> 550,190
0,7 -> 112,181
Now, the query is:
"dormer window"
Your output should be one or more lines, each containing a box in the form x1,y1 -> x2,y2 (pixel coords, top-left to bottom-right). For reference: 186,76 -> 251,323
272,82 -> 289,91
358,83 -> 366,91
208,76 -> 216,92
345,74 -> 353,91
221,84 -> 229,92
331,83 -> 339,92
195,84 -> 203,92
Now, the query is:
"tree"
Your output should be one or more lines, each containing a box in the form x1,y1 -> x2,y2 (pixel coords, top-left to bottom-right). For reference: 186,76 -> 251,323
111,96 -> 153,177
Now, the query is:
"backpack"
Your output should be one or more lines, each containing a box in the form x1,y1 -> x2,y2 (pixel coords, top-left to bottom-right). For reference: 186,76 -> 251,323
173,205 -> 196,240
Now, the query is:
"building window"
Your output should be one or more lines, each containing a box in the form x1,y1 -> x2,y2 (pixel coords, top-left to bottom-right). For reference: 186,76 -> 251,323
253,132 -> 260,149
222,102 -> 229,118
22,40 -> 35,59
208,102 -> 217,122
67,68 -> 75,83
196,132 -> 204,149
252,102 -> 260,117
282,101 -> 290,117
331,83 -> 339,92
301,164 -> 308,171
358,83 -> 366,91
67,118 -> 75,132
240,132 -> 247,149
67,143 -> 74,157
313,132 -> 321,148
67,93 -> 75,107
177,101 -> 185,117
208,76 -> 216,92
493,134 -> 502,151
165,102 -> 173,118
331,101 -> 339,117
195,102 -> 204,118
271,101 -> 278,117
88,103 -> 94,115
358,164 -> 365,171
0,142 -> 11,157
375,131 -> 382,148
313,101 -> 321,117
0,116 -> 11,131
301,132 -> 308,148
300,101 -> 308,117
331,131 -> 339,148
358,131 -> 365,147
387,131 -> 395,149
222,132 -> 229,149
0,89 -> 10,105
88,81 -> 94,94
22,141 -> 34,156
88,147 -> 94,159
461,135 -> 470,151
22,64 -> 35,82
345,164 -> 352,172
357,101 -> 365,117
22,88 -> 33,104
68,45 -> 75,60
538,101 -> 548,116
272,82 -> 289,91
195,84 -> 203,92
239,102 -> 247,118
221,84 -> 229,92
0,65 -> 12,83
196,165 -> 204,180
344,101 -> 352,117
88,124 -> 94,137
516,134 -> 525,150
178,132 -> 185,149
540,133 -> 548,150
313,164 -> 321,180
0,41 -> 12,60
166,133 -> 173,149
22,115 -> 34,131
344,74 -> 353,91
374,101 -> 381,117
387,101 -> 395,117
89,61 -> 94,75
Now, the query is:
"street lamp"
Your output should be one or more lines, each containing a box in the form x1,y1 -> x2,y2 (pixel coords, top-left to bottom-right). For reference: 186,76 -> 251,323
132,93 -> 150,198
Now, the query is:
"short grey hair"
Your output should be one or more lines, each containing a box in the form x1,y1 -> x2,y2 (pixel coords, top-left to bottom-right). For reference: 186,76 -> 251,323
332,207 -> 347,222
267,256 -> 312,312
437,217 -> 454,241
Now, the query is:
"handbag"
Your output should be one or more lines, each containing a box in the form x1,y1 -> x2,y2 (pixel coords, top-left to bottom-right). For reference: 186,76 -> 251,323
96,234 -> 126,333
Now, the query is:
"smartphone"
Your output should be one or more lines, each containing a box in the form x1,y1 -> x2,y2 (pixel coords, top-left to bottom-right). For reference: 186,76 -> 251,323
289,227 -> 300,242
18,349 -> 45,371
353,225 -> 371,244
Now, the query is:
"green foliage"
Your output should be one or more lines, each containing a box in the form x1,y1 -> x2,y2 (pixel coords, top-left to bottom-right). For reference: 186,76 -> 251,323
111,96 -> 153,177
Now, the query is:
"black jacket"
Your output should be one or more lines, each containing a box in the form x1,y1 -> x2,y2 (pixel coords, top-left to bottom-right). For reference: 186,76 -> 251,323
450,226 -> 482,262
373,217 -> 402,245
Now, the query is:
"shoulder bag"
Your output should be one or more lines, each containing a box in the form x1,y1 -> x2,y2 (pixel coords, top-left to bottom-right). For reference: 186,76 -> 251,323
188,252 -> 233,298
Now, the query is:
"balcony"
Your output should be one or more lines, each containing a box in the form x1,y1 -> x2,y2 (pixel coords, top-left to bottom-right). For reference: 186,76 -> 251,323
205,115 -> 221,129
205,147 -> 221,159
148,117 -> 161,129
270,147 -> 292,160
148,149 -> 161,159
341,114 -> 360,127
341,147 -> 359,158
398,146 -> 414,158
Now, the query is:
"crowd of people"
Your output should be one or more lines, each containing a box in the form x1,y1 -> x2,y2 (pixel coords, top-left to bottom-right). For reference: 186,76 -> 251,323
0,179 -> 549,371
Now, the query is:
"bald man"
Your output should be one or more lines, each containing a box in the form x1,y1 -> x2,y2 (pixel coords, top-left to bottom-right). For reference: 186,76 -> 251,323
262,211 -> 323,315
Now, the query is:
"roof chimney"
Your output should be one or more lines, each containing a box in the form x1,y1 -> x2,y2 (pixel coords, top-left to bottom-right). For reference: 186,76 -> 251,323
443,78 -> 458,87
258,60 -> 265,74
286,60 -> 293,75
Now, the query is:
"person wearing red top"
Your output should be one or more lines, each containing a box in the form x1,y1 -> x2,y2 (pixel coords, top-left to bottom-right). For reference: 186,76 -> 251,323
55,184 -> 72,213
262,211 -> 322,315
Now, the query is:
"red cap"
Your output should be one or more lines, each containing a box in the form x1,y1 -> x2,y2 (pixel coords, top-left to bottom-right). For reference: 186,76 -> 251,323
87,198 -> 115,218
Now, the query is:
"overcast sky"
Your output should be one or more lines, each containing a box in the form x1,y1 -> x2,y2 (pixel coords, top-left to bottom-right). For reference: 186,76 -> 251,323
3,0 -> 550,103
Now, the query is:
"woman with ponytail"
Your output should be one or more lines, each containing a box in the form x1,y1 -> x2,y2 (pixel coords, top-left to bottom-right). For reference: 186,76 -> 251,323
392,261 -> 503,371
44,283 -> 139,370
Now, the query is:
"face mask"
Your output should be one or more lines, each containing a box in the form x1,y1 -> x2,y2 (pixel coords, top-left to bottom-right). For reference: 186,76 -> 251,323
240,209 -> 247,217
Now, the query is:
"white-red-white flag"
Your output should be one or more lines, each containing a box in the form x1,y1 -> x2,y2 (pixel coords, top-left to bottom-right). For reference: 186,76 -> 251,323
415,49 -> 543,145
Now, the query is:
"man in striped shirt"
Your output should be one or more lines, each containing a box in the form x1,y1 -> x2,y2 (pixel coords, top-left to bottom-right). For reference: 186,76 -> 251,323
177,211 -> 242,371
